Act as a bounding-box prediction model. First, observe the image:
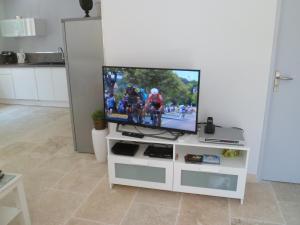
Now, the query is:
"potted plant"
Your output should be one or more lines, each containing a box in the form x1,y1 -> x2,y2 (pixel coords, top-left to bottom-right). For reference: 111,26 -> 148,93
92,109 -> 106,130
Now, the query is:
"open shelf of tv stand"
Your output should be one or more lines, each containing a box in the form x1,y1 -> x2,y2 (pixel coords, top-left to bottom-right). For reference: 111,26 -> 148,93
106,131 -> 250,204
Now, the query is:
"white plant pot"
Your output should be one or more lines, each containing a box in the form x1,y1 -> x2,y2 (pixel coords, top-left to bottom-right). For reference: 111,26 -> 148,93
92,128 -> 108,162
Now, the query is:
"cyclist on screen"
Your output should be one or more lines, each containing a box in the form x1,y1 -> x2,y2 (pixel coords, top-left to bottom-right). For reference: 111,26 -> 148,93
106,94 -> 115,114
125,84 -> 139,122
178,104 -> 186,119
145,88 -> 164,126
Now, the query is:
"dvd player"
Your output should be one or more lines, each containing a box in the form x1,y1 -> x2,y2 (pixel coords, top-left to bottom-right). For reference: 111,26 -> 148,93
144,145 -> 173,159
112,142 -> 139,156
199,125 -> 245,146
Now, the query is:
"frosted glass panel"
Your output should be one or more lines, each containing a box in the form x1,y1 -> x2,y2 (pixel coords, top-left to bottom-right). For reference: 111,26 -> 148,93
115,163 -> 165,183
181,170 -> 238,191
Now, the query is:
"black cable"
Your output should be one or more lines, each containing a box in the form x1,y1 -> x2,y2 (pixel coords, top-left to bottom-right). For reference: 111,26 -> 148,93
117,123 -> 184,140
134,126 -> 183,140
168,131 -> 185,137
134,126 -> 168,136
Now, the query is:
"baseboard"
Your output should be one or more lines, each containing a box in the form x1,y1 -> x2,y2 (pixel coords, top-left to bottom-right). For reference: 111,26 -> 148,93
0,98 -> 69,108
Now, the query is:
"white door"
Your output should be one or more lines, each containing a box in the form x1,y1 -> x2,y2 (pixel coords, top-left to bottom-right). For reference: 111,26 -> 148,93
52,68 -> 69,102
260,0 -> 300,183
35,68 -> 54,101
12,68 -> 38,100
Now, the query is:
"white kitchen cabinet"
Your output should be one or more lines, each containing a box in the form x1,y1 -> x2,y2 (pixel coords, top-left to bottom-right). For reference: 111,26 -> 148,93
52,68 -> 69,102
12,68 -> 38,100
0,19 -> 24,37
0,18 -> 45,37
0,74 -> 15,99
0,67 -> 68,107
35,68 -> 54,101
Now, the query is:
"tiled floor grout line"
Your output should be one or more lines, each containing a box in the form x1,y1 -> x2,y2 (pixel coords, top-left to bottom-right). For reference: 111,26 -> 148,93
231,216 -> 285,225
270,183 -> 287,225
27,182 -> 60,222
71,216 -> 115,225
228,199 -> 231,225
19,148 -> 52,173
45,187 -> 89,196
46,166 -> 76,189
133,201 -> 180,210
227,183 -> 288,225
174,193 -> 183,225
277,200 -> 300,204
118,187 -> 139,225
44,153 -> 94,190
62,175 -> 107,225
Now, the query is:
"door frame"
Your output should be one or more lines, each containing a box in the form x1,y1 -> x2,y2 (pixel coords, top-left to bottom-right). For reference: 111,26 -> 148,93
257,0 -> 283,181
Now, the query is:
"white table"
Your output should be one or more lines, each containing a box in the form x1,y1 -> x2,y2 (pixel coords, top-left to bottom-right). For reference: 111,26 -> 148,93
0,173 -> 31,225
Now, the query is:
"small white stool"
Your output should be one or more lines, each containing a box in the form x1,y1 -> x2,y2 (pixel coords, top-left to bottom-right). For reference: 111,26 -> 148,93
0,173 -> 31,225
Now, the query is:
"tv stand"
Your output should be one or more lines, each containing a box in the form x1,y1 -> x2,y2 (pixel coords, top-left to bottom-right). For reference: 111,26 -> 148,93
116,123 -> 183,141
106,127 -> 250,204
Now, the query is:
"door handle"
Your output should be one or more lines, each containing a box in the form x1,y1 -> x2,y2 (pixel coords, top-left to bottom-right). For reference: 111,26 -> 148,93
275,71 -> 293,80
274,71 -> 293,92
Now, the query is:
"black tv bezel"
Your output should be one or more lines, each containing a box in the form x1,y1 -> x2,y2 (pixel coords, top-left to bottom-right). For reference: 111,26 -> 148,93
102,65 -> 201,134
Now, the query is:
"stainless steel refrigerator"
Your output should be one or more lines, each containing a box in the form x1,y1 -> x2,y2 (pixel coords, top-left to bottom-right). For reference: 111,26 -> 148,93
62,17 -> 104,153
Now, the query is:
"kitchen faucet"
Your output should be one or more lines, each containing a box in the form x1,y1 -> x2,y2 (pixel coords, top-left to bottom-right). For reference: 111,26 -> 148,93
58,47 -> 64,60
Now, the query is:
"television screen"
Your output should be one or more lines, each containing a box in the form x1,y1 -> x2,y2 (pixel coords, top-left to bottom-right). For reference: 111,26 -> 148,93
103,66 -> 200,133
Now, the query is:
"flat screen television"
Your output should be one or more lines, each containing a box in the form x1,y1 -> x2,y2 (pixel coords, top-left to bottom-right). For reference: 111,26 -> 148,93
102,66 -> 200,133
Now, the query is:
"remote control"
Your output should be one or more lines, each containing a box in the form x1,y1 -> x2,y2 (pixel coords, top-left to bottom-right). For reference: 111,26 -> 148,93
122,131 -> 144,138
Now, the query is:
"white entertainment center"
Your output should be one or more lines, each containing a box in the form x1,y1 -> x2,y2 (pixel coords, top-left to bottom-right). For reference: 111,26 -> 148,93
106,124 -> 249,204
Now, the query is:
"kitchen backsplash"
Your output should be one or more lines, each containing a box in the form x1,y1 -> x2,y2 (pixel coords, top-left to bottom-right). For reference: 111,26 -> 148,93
25,52 -> 64,63
0,52 -> 64,64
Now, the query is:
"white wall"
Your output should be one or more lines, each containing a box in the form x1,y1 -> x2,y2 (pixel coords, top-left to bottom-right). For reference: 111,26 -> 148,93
101,0 -> 278,174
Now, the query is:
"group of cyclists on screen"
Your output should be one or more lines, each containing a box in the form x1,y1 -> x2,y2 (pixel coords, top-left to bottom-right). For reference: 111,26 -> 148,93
105,84 -> 195,127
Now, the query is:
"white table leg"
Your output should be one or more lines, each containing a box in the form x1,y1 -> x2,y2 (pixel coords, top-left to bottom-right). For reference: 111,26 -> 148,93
16,181 -> 31,225
240,198 -> 244,205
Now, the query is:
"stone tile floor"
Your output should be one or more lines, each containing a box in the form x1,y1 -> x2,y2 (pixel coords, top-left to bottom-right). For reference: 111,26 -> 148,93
0,104 -> 299,225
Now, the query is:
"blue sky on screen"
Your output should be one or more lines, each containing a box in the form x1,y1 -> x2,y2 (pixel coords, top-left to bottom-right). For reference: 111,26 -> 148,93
173,70 -> 199,81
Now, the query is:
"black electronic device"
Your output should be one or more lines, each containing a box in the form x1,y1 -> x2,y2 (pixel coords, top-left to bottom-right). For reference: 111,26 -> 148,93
205,117 -> 215,134
1,51 -> 17,64
122,131 -> 145,138
111,142 -> 139,156
144,145 -> 173,159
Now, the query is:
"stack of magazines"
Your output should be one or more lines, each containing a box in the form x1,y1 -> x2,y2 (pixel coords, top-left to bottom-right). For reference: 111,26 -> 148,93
184,154 -> 220,165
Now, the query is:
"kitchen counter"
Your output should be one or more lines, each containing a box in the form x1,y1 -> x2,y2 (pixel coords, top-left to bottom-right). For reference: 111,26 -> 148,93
0,63 -> 65,68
